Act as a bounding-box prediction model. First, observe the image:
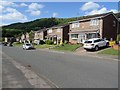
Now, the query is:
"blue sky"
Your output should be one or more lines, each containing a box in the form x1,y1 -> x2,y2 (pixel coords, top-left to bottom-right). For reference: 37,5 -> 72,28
0,1 -> 119,26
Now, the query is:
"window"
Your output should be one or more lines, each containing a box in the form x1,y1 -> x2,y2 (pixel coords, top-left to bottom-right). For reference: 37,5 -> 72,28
90,19 -> 98,26
72,22 -> 80,28
48,29 -> 52,33
113,21 -> 116,27
84,41 -> 92,43
94,39 -> 101,43
57,28 -> 61,32
71,34 -> 78,39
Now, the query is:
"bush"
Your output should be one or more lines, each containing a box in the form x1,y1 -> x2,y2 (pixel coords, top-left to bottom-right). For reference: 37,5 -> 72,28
45,40 -> 53,45
40,40 -> 45,44
117,34 -> 120,44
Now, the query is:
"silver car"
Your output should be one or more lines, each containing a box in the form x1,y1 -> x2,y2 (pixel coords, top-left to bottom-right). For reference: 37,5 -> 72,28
83,38 -> 109,51
23,43 -> 33,50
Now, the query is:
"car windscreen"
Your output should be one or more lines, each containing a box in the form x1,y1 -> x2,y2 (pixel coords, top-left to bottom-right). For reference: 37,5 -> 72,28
84,41 -> 92,43
26,44 -> 31,46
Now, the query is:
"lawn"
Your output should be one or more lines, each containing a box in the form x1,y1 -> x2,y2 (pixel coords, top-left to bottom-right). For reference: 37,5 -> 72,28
13,42 -> 23,46
52,44 -> 82,52
98,48 -> 120,55
34,44 -> 56,49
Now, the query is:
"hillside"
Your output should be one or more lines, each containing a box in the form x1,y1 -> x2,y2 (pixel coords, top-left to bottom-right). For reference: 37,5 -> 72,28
2,12 -> 120,37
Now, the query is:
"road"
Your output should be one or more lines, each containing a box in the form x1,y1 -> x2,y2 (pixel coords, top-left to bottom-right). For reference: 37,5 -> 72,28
2,46 -> 118,88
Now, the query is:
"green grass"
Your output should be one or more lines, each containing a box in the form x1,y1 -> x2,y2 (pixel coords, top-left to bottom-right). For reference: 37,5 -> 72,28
52,44 -> 82,52
13,42 -> 23,46
98,48 -> 120,55
34,44 -> 56,49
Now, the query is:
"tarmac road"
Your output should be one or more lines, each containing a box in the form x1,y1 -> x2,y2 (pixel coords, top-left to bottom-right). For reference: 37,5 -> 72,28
2,46 -> 118,88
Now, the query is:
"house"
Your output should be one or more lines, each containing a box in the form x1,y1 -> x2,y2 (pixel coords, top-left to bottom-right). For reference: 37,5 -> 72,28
20,32 -> 30,43
34,28 -> 47,44
46,24 -> 69,44
69,12 -> 119,44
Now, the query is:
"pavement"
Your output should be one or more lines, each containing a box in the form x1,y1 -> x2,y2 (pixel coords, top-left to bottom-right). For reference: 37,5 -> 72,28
2,49 -> 56,88
2,46 -> 118,88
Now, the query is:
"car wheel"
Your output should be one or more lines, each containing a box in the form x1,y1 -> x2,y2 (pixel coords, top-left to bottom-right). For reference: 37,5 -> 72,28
95,46 -> 99,51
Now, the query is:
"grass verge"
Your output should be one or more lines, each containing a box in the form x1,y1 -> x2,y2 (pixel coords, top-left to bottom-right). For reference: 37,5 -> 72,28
52,44 -> 82,52
34,44 -> 56,49
13,42 -> 23,46
98,48 -> 120,55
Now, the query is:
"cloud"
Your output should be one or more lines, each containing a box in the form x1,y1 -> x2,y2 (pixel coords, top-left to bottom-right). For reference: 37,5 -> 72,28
80,2 -> 100,11
1,7 -> 28,22
80,2 -> 118,15
0,1 -> 18,7
20,3 -> 28,7
52,12 -> 58,17
27,3 -> 44,16
28,3 -> 44,10
86,7 -> 118,15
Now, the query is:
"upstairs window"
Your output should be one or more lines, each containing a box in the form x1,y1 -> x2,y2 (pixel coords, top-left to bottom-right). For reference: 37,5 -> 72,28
57,28 -> 61,32
72,22 -> 80,28
48,29 -> 52,33
113,21 -> 116,27
90,19 -> 98,26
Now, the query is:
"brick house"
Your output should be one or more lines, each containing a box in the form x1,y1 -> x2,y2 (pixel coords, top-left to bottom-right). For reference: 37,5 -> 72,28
47,24 -> 69,44
21,32 -> 30,43
34,28 -> 47,44
69,12 -> 119,44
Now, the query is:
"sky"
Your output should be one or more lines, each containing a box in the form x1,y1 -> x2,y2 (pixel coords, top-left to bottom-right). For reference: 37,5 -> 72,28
0,1 -> 119,26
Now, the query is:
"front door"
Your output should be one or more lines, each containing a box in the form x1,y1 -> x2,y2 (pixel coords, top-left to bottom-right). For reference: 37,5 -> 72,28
79,33 -> 86,43
53,35 -> 57,44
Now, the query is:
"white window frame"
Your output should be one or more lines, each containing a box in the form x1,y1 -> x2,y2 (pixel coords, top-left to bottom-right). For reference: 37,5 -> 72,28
48,29 -> 52,33
113,20 -> 116,27
90,19 -> 98,26
57,28 -> 61,32
72,22 -> 80,28
71,34 -> 78,39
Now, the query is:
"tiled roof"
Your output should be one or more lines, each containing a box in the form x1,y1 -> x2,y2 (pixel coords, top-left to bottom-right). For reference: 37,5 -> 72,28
69,12 -> 114,23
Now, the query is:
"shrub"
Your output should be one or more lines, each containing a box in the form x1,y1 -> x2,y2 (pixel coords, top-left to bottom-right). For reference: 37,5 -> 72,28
45,40 -> 53,45
116,34 -> 120,44
40,40 -> 45,44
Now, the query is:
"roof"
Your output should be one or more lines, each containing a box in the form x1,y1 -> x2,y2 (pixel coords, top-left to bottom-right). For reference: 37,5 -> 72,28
69,12 -> 115,23
34,28 -> 48,33
51,23 -> 69,29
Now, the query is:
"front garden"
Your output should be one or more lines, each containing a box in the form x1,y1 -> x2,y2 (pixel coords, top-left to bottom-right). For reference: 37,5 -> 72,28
52,44 -> 82,52
98,48 -> 120,55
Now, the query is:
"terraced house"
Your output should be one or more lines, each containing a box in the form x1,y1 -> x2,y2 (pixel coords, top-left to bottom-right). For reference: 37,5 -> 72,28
69,12 -> 119,44
34,28 -> 47,44
47,24 -> 69,44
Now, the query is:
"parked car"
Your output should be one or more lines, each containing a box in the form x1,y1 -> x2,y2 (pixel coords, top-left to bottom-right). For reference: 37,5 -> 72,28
83,38 -> 109,51
2,42 -> 8,46
23,43 -> 34,50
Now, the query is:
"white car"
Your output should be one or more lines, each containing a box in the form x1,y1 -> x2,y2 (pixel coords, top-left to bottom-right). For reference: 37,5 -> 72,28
83,38 -> 109,51
23,43 -> 33,50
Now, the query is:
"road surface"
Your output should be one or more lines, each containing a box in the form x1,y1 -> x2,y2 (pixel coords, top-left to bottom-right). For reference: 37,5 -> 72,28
2,46 -> 118,88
